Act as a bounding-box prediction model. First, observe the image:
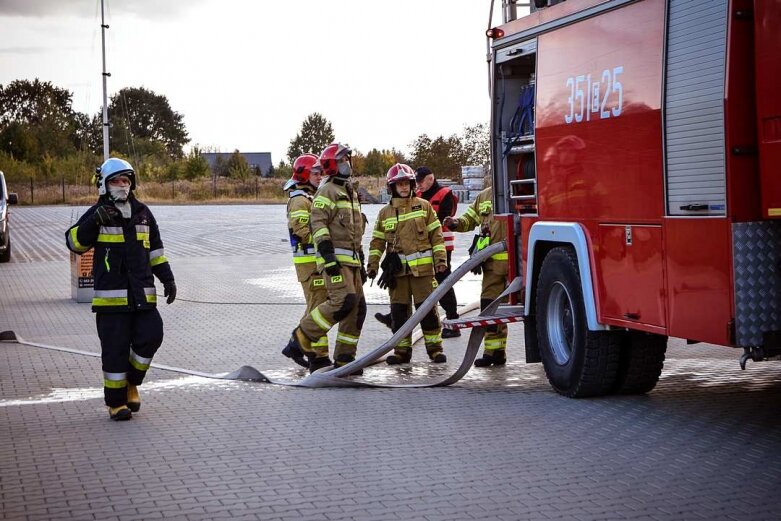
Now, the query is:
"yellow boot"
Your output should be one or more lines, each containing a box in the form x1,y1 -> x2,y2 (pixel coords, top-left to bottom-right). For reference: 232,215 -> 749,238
108,405 -> 132,421
127,384 -> 141,412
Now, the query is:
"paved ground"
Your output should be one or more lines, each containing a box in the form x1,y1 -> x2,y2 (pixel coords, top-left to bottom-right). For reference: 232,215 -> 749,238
1,204 -> 780,521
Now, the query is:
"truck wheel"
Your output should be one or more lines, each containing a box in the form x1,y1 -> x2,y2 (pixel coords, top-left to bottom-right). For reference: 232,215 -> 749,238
536,247 -> 619,397
612,331 -> 667,395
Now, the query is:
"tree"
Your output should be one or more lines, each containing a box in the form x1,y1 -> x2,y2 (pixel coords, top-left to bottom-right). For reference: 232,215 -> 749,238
0,79 -> 88,161
182,146 -> 210,180
226,149 -> 250,179
275,160 -> 293,181
286,112 -> 335,163
363,148 -> 398,177
409,133 -> 469,180
461,122 -> 490,167
107,87 -> 189,159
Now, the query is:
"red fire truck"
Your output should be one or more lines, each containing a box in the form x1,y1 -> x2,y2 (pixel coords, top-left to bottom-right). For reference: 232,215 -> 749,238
482,0 -> 781,397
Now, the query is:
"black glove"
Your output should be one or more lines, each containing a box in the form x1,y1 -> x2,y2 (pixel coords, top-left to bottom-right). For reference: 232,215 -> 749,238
318,240 -> 342,277
367,269 -> 377,280
163,281 -> 177,304
95,205 -> 121,226
360,266 -> 368,284
467,235 -> 483,275
378,252 -> 402,290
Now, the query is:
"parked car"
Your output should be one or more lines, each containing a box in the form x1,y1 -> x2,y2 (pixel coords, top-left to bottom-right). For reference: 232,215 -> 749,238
0,170 -> 19,263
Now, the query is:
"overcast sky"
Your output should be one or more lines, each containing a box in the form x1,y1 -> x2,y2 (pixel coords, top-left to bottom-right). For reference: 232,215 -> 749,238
0,0 -> 522,164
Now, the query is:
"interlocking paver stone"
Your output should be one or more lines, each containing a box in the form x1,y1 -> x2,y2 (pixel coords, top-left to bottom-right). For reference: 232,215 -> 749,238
2,206 -> 781,521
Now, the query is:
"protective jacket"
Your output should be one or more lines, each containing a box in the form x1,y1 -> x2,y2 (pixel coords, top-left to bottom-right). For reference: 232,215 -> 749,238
287,185 -> 317,282
311,177 -> 365,268
65,195 -> 175,313
369,196 -> 447,278
454,186 -> 508,274
419,181 -> 457,251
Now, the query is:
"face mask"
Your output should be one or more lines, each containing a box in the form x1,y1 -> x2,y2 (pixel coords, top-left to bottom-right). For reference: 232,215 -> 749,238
109,186 -> 130,202
337,161 -> 352,177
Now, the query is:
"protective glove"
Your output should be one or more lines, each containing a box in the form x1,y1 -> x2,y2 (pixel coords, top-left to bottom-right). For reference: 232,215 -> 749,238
443,216 -> 458,231
436,264 -> 448,274
95,205 -> 121,226
360,266 -> 368,284
163,281 -> 177,304
367,269 -> 378,280
318,240 -> 342,277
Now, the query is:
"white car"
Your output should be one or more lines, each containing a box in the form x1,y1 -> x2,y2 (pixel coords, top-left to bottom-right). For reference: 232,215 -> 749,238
0,170 -> 19,263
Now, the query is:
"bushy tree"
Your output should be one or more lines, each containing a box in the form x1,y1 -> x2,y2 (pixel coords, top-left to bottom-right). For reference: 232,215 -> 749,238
226,149 -> 250,179
106,87 -> 189,159
182,146 -> 210,180
462,122 -> 490,167
286,113 -> 335,163
0,79 -> 88,161
409,133 -> 469,179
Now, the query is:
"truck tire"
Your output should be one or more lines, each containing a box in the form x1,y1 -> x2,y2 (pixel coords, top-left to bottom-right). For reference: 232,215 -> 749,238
536,247 -> 619,397
612,331 -> 667,395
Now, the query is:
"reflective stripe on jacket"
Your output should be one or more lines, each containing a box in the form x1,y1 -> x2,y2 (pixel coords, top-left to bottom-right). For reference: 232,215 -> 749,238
65,196 -> 174,313
310,178 -> 365,268
368,196 -> 446,278
287,187 -> 317,282
454,187 -> 508,274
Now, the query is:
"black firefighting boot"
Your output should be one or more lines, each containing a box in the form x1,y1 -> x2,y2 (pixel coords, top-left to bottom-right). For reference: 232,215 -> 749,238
374,312 -> 393,330
386,349 -> 412,365
309,356 -> 332,374
282,328 -> 311,368
427,348 -> 447,364
108,405 -> 132,421
474,349 -> 507,367
127,384 -> 141,412
334,354 -> 363,376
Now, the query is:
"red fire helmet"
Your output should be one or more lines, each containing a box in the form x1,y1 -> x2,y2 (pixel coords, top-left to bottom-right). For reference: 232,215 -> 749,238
319,143 -> 352,177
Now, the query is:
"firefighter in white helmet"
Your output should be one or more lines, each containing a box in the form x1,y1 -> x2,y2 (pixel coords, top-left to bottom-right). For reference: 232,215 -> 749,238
284,143 -> 368,374
444,185 -> 509,366
367,163 -> 448,364
281,154 -> 329,368
65,158 -> 176,420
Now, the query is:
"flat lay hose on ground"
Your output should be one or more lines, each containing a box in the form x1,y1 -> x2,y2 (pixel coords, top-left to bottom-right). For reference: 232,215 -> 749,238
2,242 -> 511,389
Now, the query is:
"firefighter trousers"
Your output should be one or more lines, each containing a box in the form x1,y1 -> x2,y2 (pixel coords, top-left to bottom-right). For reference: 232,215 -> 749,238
300,272 -> 329,356
300,265 -> 366,360
96,309 -> 164,408
389,273 -> 442,357
481,268 -> 508,352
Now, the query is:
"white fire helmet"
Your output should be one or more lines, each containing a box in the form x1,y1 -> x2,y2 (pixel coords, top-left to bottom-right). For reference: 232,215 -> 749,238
95,158 -> 136,196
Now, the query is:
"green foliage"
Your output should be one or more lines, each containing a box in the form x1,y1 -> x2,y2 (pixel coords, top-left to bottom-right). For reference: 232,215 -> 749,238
226,149 -> 251,179
409,133 -> 470,179
0,79 -> 88,161
286,113 -> 335,163
363,148 -> 400,177
181,146 -> 210,180
275,160 -> 293,180
106,87 -> 189,159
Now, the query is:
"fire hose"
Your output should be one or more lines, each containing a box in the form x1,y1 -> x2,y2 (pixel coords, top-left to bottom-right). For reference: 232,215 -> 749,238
1,242 -> 516,389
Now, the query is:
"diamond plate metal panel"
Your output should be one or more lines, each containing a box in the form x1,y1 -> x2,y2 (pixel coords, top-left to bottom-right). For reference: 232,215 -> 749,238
733,222 -> 781,346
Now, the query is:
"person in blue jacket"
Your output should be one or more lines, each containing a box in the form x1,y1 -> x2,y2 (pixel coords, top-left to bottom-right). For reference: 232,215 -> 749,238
66,158 -> 176,421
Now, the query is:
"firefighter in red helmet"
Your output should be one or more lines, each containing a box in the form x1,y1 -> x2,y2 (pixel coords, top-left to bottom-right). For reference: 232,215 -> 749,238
284,143 -> 368,374
367,163 -> 448,364
281,154 -> 329,368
